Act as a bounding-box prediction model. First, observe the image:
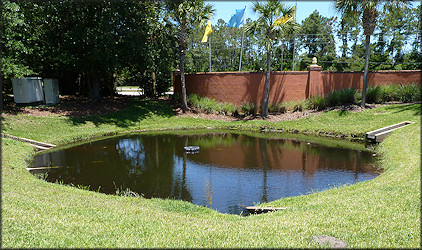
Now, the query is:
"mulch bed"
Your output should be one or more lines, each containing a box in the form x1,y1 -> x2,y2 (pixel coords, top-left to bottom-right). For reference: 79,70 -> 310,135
2,95 -> 133,118
1,95 -> 404,122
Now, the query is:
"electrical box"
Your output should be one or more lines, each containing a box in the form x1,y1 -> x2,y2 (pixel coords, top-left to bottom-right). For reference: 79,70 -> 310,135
12,77 -> 44,104
43,78 -> 60,105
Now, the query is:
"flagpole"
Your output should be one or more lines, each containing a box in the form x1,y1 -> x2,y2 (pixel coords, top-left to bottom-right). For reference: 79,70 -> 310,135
280,41 -> 284,71
238,6 -> 246,72
239,28 -> 245,72
209,36 -> 212,72
291,0 -> 297,71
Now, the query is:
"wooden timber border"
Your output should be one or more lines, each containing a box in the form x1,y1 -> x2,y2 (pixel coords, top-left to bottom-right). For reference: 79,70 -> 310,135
1,133 -> 56,151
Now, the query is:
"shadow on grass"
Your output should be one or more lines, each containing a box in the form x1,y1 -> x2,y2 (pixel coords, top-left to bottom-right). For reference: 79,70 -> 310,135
69,99 -> 174,128
381,103 -> 421,116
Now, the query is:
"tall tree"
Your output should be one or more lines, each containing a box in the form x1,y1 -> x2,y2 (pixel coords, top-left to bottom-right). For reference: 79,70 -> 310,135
165,0 -> 214,112
335,0 -> 410,106
297,10 -> 336,70
336,12 -> 362,59
245,0 -> 298,118
1,1 -> 39,88
378,3 -> 416,66
2,1 -> 177,98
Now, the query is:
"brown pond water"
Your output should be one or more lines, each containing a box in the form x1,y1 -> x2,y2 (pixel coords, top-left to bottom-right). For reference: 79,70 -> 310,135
30,132 -> 379,214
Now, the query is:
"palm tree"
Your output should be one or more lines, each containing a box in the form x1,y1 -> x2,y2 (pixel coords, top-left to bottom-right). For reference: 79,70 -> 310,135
165,0 -> 214,112
245,1 -> 298,118
335,0 -> 410,107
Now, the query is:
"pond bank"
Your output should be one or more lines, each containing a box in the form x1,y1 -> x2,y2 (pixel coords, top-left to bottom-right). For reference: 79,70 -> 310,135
1,100 -> 420,248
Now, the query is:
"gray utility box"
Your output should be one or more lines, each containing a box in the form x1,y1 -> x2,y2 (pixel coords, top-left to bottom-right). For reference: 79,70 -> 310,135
43,78 -> 60,104
12,77 -> 44,104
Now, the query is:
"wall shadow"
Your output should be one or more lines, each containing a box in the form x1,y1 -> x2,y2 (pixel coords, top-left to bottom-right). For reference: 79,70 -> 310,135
381,103 -> 421,116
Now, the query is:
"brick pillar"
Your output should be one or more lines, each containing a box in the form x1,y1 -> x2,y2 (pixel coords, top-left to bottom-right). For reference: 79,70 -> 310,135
307,57 -> 323,98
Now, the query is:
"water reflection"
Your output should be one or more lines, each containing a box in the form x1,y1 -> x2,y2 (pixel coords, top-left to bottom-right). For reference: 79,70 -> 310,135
30,133 -> 379,214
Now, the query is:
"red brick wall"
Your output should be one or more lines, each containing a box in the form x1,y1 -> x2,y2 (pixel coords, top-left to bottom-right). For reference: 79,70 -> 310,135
322,70 -> 421,94
173,70 -> 421,105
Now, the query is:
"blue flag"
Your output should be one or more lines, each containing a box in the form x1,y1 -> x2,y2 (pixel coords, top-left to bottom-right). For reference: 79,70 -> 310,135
227,8 -> 245,27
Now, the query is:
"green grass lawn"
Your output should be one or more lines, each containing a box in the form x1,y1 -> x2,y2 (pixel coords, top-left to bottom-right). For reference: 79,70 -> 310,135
2,99 -> 420,248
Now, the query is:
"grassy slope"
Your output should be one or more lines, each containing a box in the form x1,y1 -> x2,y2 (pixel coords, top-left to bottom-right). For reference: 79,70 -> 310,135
2,100 -> 420,248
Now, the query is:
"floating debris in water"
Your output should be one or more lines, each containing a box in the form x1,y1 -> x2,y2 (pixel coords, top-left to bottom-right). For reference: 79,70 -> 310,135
184,146 -> 200,154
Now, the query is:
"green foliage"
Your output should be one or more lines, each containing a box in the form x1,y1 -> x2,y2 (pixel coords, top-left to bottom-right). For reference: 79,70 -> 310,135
1,1 -> 39,92
306,96 -> 326,110
268,103 -> 286,113
396,83 -> 421,103
1,1 -> 178,98
187,94 -> 216,113
337,88 -> 358,104
324,88 -> 357,107
366,83 -> 421,104
283,100 -> 304,112
298,10 -> 336,71
366,85 -> 383,103
306,88 -> 360,110
240,102 -> 258,115
219,102 -> 238,116
187,94 -> 238,115
324,90 -> 341,107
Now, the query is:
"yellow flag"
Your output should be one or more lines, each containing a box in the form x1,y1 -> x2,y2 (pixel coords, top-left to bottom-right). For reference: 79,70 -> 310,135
201,19 -> 212,43
273,6 -> 295,26
273,14 -> 294,26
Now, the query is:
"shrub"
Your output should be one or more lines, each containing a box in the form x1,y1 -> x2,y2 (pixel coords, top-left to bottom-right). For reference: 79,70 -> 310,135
354,90 -> 362,104
198,97 -> 218,114
293,103 -> 303,112
337,88 -> 357,105
187,94 -> 200,107
220,102 -> 237,116
379,84 -> 398,102
268,103 -> 280,113
284,100 -> 306,112
396,83 -> 421,103
268,103 -> 287,114
268,103 -> 288,114
366,83 -> 421,103
325,90 -> 341,106
366,85 -> 382,103
240,102 -> 257,115
306,96 -> 326,110
277,103 -> 287,113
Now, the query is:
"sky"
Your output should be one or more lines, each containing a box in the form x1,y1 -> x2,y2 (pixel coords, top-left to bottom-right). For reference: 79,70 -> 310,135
204,1 -> 340,25
204,0 -> 420,55
205,0 -> 419,25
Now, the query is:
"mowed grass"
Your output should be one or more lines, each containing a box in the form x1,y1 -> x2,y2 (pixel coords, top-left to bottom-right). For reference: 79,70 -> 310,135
1,99 -> 420,248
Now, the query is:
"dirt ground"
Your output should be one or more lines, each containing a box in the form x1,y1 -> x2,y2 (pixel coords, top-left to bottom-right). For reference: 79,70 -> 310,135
2,95 -> 131,118
1,95 -> 393,122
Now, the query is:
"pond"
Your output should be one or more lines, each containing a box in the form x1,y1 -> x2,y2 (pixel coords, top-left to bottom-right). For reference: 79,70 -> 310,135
30,132 -> 380,214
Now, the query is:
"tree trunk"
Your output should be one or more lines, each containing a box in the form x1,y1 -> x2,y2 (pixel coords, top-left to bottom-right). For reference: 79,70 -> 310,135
88,73 -> 101,100
362,34 -> 370,107
262,51 -> 271,118
341,21 -> 348,58
152,71 -> 157,97
179,50 -> 187,112
179,24 -> 188,112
